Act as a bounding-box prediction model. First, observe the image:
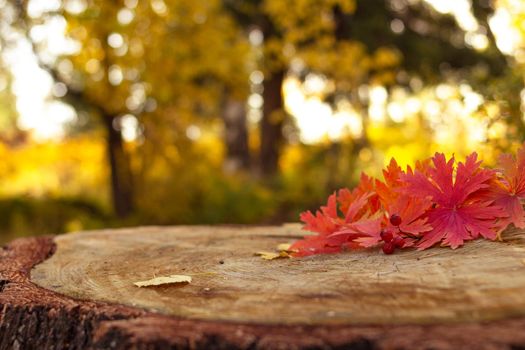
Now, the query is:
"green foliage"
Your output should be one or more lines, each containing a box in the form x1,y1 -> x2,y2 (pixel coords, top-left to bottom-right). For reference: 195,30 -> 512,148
134,173 -> 276,225
0,197 -> 107,244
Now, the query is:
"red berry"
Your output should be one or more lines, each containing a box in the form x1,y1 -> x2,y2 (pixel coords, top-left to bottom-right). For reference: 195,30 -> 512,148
389,214 -> 402,226
393,236 -> 405,248
380,230 -> 393,243
382,242 -> 395,254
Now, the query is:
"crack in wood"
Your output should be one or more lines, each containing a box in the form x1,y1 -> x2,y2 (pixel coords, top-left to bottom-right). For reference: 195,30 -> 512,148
0,280 -> 8,293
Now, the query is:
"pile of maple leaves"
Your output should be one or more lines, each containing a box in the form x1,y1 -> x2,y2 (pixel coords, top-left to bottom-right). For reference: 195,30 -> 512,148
291,143 -> 525,256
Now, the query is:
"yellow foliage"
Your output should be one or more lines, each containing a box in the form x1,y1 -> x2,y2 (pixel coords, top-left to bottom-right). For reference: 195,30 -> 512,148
0,135 -> 108,202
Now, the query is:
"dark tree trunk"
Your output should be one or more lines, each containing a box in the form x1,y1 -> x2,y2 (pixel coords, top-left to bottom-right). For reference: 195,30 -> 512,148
260,69 -> 286,176
333,4 -> 348,41
103,116 -> 134,218
222,98 -> 251,173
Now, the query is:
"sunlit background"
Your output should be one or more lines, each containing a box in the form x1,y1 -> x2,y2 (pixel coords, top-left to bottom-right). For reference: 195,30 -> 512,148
0,0 -> 524,242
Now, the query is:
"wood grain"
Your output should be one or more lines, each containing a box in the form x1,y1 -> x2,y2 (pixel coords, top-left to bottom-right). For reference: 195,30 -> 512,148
0,236 -> 146,350
30,224 -> 525,326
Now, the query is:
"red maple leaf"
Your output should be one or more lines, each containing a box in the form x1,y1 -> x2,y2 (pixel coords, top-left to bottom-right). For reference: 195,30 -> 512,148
299,193 -> 341,236
292,192 -> 381,256
490,143 -> 525,231
374,159 -> 402,205
327,192 -> 382,248
381,195 -> 432,246
400,152 -> 504,249
338,173 -> 380,215
373,158 -> 432,247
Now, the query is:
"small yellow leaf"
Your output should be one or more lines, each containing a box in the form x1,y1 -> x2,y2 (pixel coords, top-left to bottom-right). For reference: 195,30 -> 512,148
277,243 -> 292,251
277,243 -> 298,253
134,275 -> 192,287
279,251 -> 292,258
255,251 -> 291,260
255,251 -> 281,260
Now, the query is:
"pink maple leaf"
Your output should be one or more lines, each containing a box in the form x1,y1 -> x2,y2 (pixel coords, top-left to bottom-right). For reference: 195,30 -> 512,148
491,143 -> 525,231
400,152 -> 504,249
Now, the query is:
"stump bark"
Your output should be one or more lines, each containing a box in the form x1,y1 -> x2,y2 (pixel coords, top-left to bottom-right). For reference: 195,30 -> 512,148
1,225 -> 525,349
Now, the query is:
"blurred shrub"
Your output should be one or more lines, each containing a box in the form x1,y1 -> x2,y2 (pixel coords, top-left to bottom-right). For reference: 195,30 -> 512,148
134,175 -> 276,225
0,197 -> 107,243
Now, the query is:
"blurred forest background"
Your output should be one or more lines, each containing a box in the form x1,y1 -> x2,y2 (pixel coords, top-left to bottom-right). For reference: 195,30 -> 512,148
0,0 -> 524,243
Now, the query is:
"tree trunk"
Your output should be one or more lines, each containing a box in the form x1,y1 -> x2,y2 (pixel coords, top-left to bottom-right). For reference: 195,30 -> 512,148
2,225 -> 525,349
104,116 -> 134,218
260,69 -> 286,176
222,97 -> 251,173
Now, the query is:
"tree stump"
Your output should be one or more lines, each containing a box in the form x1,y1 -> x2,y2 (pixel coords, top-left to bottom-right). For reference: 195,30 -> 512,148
1,225 -> 525,349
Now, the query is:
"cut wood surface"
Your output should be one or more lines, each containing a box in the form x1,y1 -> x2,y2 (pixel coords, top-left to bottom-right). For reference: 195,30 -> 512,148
1,225 -> 525,349
31,225 -> 525,325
